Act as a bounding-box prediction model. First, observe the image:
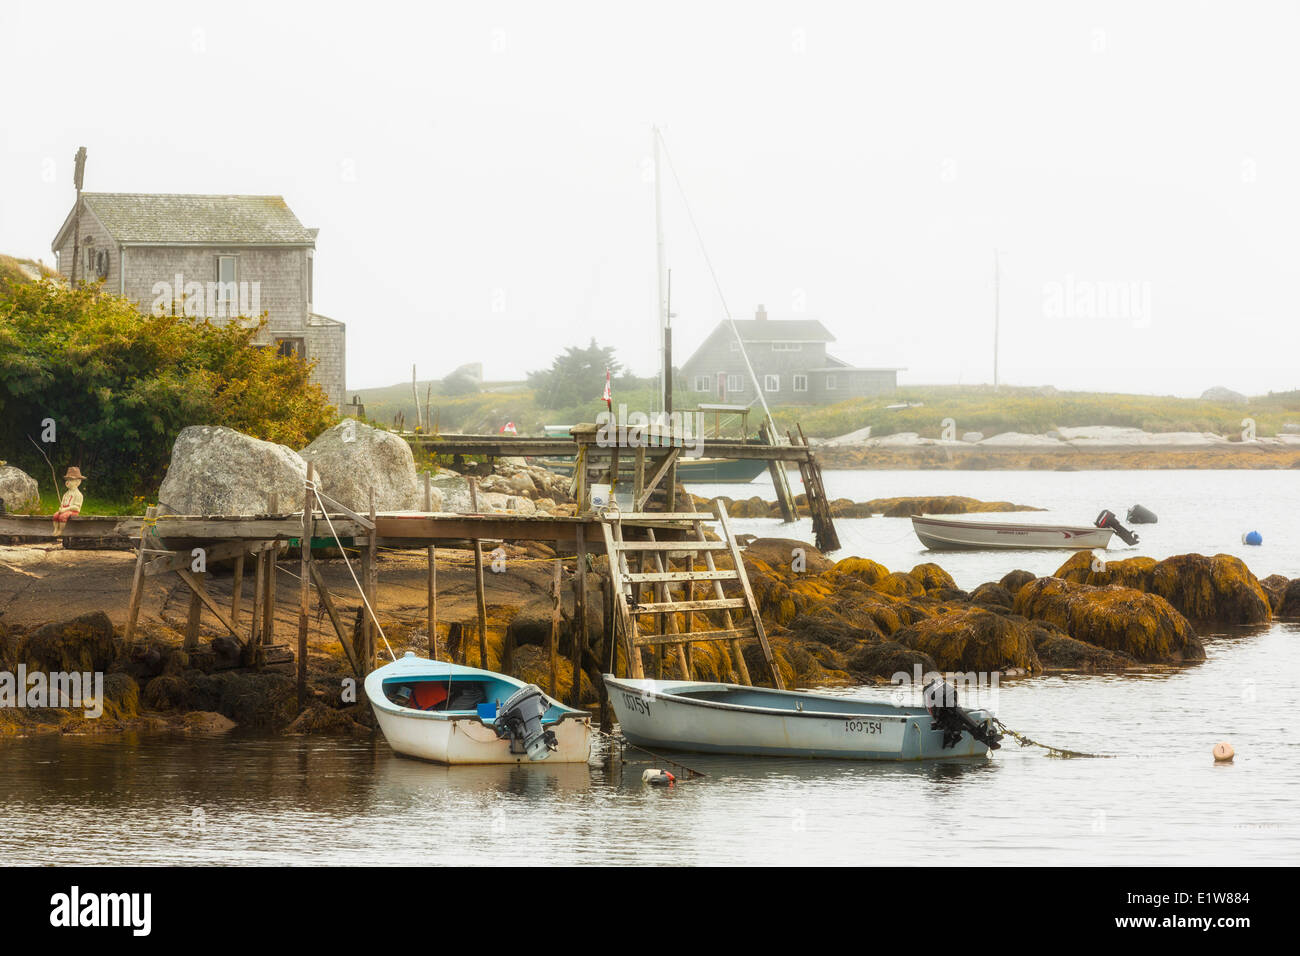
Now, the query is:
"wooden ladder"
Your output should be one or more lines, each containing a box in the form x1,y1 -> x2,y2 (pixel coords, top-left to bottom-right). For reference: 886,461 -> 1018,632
790,423 -> 841,553
598,500 -> 785,689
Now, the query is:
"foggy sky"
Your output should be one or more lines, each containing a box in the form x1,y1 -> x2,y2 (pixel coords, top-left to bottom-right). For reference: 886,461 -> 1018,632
2,0 -> 1297,397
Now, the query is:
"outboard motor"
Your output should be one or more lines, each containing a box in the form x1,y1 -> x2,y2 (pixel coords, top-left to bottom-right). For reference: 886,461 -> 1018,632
493,684 -> 558,761
923,679 -> 1002,750
1127,503 -> 1158,525
1095,509 -> 1140,546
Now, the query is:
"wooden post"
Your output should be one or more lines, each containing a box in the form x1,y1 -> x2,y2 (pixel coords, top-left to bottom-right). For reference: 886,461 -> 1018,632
548,558 -> 561,698
468,477 -> 489,669
570,524 -> 586,707
297,464 -> 315,711
184,572 -> 204,650
250,550 -> 266,648
124,505 -> 156,643
230,554 -> 245,627
425,471 -> 437,660
263,491 -> 278,648
366,488 -> 378,673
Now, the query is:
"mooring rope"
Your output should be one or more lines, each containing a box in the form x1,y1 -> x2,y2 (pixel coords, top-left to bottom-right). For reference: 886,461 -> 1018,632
309,479 -> 398,663
591,725 -> 706,779
992,717 -> 1113,759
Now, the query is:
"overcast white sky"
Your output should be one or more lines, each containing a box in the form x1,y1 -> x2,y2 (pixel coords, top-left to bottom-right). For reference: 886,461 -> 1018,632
2,1 -> 1297,397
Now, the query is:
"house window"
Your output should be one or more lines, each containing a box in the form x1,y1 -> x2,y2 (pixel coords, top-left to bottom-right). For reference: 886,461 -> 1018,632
727,374 -> 742,393
217,255 -> 237,285
694,376 -> 711,392
276,337 -> 306,360
826,374 -> 838,390
772,342 -> 802,351
793,374 -> 808,393
764,374 -> 780,393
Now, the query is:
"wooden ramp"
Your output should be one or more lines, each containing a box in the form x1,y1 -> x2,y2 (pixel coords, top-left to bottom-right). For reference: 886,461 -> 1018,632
599,500 -> 785,689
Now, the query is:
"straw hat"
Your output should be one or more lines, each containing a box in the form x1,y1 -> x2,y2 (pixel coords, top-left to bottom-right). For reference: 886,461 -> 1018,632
64,466 -> 86,480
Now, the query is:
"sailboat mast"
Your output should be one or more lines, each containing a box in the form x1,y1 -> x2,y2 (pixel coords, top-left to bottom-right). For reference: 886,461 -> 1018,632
654,125 -> 669,415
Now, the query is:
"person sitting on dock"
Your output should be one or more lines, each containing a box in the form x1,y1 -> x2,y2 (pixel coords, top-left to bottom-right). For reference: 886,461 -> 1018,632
50,467 -> 86,537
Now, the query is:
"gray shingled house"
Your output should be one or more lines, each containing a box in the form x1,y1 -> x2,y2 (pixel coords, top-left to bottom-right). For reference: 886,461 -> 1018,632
51,193 -> 346,407
679,305 -> 901,405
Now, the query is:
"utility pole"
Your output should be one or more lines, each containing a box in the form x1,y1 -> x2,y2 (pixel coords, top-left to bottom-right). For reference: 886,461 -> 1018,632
992,247 -> 1001,390
70,147 -> 87,287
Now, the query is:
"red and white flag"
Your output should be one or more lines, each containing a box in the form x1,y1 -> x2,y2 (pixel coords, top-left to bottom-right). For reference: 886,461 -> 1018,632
499,421 -> 517,434
601,369 -> 612,410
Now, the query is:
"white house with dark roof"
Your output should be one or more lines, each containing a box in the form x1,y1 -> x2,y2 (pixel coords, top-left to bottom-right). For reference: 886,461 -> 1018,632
51,193 -> 346,407
679,305 -> 902,405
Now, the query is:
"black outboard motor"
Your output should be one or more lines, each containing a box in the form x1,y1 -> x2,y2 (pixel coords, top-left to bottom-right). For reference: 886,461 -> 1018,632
1095,509 -> 1140,546
923,679 -> 1002,751
493,684 -> 558,760
1126,504 -> 1158,525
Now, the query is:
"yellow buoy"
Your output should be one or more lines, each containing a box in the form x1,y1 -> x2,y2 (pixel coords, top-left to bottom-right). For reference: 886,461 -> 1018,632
1213,741 -> 1234,762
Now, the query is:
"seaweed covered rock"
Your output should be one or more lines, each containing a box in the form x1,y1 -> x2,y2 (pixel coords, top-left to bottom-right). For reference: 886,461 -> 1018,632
285,703 -> 370,735
101,673 -> 140,720
868,496 -> 1043,517
21,611 -> 117,673
845,641 -> 937,679
830,556 -> 890,587
1277,579 -> 1300,617
742,538 -> 835,575
910,563 -> 956,592
999,569 -> 1036,597
970,582 -> 1014,610
1054,552 -> 1270,625
142,674 -> 193,711
1030,622 -> 1136,672
188,670 -> 298,729
895,608 -> 1041,673
1259,574 -> 1291,615
873,571 -> 926,598
1014,577 -> 1204,663
1148,554 -> 1271,625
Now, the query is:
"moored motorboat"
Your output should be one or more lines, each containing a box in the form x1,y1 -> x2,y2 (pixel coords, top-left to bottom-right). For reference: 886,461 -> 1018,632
911,514 -> 1115,551
366,652 -> 591,765
604,675 -> 1000,760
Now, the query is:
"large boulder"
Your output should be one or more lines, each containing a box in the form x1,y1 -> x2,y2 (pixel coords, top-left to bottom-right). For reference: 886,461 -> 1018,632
301,420 -> 421,512
158,426 -> 306,515
1014,577 -> 1204,663
0,464 -> 39,512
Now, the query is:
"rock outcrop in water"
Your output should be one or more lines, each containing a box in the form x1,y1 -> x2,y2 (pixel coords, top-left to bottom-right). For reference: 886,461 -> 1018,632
1013,577 -> 1205,663
1053,551 -> 1272,625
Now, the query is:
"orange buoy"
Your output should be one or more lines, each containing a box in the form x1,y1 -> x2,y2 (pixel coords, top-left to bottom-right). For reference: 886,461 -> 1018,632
1213,741 -> 1234,762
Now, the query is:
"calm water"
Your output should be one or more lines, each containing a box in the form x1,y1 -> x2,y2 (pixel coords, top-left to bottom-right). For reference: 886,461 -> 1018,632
2,470 -> 1298,866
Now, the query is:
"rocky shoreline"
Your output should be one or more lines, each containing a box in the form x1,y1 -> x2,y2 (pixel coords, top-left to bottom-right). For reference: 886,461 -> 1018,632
1,534 -> 1288,739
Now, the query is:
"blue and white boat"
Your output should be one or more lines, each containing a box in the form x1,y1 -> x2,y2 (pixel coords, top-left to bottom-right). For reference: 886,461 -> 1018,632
604,676 -> 1001,760
366,653 -> 592,765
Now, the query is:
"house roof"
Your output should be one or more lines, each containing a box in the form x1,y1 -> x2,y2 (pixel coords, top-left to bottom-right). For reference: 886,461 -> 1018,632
720,318 -> 836,343
52,193 -> 315,250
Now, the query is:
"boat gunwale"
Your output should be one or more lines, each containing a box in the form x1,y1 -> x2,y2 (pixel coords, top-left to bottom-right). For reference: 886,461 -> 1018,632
366,660 -> 591,724
910,515 -> 1113,536
603,676 -> 986,724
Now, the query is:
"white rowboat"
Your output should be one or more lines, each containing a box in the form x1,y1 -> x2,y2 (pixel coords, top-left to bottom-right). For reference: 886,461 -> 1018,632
911,514 -> 1114,551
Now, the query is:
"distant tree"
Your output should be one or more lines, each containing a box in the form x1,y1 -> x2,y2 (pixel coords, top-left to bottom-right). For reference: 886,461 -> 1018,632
0,280 -> 337,497
439,370 -> 481,396
527,338 -> 623,409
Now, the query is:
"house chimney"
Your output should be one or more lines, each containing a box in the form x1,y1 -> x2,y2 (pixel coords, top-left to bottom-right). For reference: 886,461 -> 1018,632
755,304 -> 767,321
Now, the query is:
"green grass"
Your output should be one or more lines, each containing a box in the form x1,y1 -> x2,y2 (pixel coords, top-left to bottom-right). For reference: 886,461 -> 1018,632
27,486 -> 147,517
771,385 -> 1300,440
354,380 -> 1300,442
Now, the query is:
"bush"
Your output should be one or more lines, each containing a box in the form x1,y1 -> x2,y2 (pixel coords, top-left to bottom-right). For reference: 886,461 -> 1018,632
0,280 -> 337,497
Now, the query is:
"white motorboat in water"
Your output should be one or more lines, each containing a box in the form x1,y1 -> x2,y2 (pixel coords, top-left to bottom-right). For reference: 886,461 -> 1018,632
604,675 -> 1001,760
911,509 -> 1138,551
365,652 -> 592,765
